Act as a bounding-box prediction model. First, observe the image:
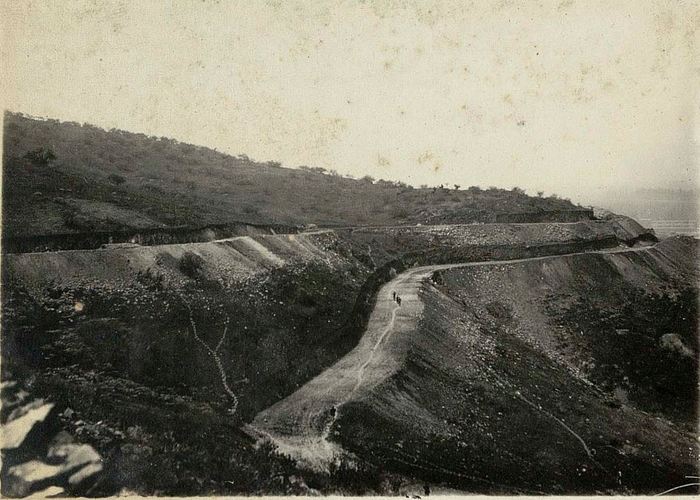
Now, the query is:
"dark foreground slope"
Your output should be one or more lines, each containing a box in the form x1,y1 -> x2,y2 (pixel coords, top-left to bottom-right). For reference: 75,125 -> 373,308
330,237 -> 698,494
3,112 -> 583,238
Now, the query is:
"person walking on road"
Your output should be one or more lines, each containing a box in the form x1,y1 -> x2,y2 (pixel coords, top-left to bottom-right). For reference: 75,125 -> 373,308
396,295 -> 402,306
392,291 -> 396,301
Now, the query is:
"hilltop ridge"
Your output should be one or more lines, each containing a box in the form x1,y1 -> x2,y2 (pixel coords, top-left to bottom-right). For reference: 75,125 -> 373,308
3,112 -> 583,239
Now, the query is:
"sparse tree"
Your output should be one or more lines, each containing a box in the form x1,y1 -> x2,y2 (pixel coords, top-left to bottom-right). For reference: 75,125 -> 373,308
108,173 -> 126,185
179,251 -> 205,279
24,147 -> 56,166
453,184 -> 460,190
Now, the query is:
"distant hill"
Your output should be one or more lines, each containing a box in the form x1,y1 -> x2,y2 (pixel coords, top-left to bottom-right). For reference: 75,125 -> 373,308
2,112 -> 581,238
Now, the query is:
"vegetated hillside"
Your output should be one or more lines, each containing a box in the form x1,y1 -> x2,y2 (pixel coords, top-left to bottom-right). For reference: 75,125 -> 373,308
330,237 -> 698,494
3,112 -> 581,238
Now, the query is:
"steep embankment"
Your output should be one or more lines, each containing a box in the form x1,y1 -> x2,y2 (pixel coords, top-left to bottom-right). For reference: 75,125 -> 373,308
2,221 -> 652,419
4,231 -> 336,292
2,230 -> 372,421
338,219 -> 654,277
251,238 -> 698,494
433,235 -> 698,427
1,229 -> 375,494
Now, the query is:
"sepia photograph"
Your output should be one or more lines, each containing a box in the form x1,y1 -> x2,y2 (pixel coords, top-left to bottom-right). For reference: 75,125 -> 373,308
1,0 -> 698,497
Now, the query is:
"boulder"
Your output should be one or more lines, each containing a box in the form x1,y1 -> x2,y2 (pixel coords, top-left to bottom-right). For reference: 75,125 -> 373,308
659,333 -> 694,358
2,403 -> 55,451
1,381 -> 104,497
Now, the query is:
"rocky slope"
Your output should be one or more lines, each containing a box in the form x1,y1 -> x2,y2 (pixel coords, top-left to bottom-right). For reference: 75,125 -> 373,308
2,230 -> 373,494
259,237 -> 697,494
1,221 -> 687,495
1,378 -> 104,497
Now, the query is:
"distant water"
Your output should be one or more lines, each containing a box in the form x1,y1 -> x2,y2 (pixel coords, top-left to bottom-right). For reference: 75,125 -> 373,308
585,188 -> 698,239
637,219 -> 700,238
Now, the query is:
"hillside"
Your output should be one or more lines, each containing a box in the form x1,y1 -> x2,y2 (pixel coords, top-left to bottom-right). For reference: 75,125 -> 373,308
3,112 -> 583,239
2,110 -> 693,496
2,231 -> 374,494
1,220 -> 657,495
255,237 -> 698,494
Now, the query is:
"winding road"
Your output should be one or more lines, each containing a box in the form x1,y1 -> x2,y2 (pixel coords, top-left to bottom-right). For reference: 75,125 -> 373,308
247,245 -> 646,470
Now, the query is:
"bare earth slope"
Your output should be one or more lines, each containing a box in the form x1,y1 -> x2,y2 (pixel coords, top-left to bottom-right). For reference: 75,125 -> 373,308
250,239 -> 698,494
4,230 -> 337,293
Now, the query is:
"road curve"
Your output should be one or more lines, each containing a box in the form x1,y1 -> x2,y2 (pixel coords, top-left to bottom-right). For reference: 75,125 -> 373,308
246,246 -> 645,470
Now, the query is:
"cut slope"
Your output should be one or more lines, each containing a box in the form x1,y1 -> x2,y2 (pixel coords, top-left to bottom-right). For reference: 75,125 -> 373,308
3,231 -> 337,293
2,229 -> 372,421
251,239 -> 698,494
250,264 -> 435,469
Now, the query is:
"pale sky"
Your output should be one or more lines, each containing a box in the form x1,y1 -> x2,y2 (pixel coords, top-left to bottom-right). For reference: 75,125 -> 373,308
2,0 -> 698,203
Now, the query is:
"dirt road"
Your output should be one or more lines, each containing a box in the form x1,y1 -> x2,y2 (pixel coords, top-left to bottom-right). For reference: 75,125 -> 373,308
247,246 -> 646,470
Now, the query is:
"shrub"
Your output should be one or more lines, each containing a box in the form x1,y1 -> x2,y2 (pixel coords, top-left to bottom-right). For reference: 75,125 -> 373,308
23,147 -> 57,166
242,205 -> 260,215
178,251 -> 205,278
108,174 -> 126,185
